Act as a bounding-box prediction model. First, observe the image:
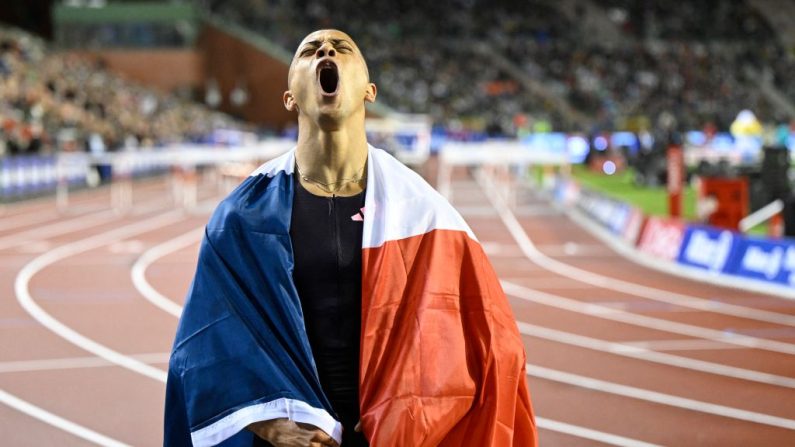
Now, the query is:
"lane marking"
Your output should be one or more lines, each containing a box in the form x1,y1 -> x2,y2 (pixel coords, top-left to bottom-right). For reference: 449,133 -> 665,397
527,363 -> 795,430
516,321 -> 795,389
0,211 -> 68,232
476,171 -> 795,327
0,180 -> 168,232
536,417 -> 660,447
131,227 -> 204,317
513,205 -> 564,217
0,388 -> 130,446
0,198 -> 166,251
500,276 -> 595,290
620,339 -> 753,351
0,353 -> 170,374
3,182 -> 210,443
14,210 -> 186,383
505,280 -> 795,356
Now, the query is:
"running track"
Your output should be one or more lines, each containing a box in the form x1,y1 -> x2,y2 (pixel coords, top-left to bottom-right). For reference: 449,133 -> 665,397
1,167 -> 794,446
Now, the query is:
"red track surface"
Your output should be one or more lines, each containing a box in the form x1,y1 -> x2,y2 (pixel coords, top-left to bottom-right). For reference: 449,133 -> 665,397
1,169 -> 794,446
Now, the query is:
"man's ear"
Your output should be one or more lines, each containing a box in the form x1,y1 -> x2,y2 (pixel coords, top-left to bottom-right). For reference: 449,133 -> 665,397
364,83 -> 377,103
283,90 -> 298,112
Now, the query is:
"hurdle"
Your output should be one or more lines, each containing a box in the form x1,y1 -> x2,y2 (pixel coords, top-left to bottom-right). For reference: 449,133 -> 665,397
437,141 -> 570,207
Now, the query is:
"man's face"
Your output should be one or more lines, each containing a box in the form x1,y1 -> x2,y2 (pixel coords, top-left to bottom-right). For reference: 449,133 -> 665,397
284,29 -> 376,129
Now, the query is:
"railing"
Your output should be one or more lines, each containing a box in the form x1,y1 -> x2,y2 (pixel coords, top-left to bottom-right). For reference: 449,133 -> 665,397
739,199 -> 786,237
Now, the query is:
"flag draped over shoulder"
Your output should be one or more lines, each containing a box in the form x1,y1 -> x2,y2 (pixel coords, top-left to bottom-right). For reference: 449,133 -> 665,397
165,146 -> 537,447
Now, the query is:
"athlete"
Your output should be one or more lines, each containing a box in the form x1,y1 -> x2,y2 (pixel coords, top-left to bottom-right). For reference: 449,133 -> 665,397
165,29 -> 537,447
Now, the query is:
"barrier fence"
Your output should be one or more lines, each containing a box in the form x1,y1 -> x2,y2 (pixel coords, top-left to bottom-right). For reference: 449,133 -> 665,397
553,177 -> 795,292
0,140 -> 295,206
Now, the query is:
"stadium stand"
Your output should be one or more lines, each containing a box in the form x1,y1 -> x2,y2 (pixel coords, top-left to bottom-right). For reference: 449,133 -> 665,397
206,0 -> 793,134
0,25 -> 239,158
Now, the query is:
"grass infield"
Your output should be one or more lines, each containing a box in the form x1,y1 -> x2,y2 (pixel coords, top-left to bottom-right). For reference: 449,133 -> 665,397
568,165 -> 768,235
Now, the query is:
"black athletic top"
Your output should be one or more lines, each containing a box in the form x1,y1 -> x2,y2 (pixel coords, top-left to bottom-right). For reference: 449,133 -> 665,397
288,176 -> 368,447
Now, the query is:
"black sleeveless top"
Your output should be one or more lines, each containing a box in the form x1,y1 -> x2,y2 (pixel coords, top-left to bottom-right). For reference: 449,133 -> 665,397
287,176 -> 369,446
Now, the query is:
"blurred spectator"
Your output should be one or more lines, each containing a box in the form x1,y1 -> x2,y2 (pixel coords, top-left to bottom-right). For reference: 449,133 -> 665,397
0,25 -> 240,157
206,0 -> 791,135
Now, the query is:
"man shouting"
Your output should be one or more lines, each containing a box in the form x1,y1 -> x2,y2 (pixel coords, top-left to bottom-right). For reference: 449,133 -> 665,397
164,29 -> 537,447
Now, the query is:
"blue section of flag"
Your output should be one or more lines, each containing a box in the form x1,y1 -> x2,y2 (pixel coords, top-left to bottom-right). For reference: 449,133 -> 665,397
164,170 -> 333,446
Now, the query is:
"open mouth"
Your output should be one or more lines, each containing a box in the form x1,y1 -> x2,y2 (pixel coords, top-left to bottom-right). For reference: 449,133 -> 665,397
317,61 -> 339,96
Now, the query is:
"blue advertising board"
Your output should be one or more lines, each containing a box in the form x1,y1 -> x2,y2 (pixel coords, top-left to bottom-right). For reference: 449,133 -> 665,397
725,237 -> 795,287
677,225 -> 739,273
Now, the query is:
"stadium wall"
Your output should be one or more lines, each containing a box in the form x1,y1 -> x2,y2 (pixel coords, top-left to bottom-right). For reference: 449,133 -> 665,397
66,49 -> 204,93
197,22 -> 295,128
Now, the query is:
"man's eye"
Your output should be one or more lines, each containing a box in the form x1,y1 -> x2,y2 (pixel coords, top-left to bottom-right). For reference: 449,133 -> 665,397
338,47 -> 352,53
301,49 -> 315,56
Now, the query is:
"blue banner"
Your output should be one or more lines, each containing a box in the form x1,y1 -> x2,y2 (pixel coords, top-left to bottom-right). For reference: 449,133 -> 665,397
677,226 -> 739,273
725,237 -> 795,287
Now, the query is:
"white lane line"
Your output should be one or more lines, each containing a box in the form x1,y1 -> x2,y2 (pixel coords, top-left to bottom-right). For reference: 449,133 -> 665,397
536,417 -> 660,447
0,210 -> 65,232
0,181 -> 167,232
619,339 -> 748,351
476,171 -> 795,327
500,276 -> 595,290
527,363 -> 795,430
0,353 -> 170,374
131,227 -> 204,317
14,210 -> 186,383
0,388 -> 130,446
516,321 -> 795,389
0,198 -> 166,251
505,280 -> 795,355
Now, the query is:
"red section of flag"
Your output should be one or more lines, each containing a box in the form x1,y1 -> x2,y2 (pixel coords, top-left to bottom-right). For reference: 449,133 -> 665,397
360,229 -> 537,446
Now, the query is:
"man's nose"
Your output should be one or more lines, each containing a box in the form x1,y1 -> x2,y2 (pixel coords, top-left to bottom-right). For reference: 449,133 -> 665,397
316,44 -> 336,58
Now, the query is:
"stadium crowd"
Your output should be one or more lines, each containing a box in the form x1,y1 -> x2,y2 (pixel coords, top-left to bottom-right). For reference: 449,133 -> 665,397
0,26 -> 238,158
208,0 -> 792,134
3,0 -> 791,150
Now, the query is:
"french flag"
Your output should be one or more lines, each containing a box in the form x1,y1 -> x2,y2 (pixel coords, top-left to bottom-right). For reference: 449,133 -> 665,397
165,146 -> 537,446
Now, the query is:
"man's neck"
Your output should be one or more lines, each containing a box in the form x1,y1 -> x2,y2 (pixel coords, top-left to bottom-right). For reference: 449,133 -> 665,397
294,115 -> 368,196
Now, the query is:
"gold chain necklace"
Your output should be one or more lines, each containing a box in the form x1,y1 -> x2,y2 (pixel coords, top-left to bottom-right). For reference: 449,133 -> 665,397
295,159 -> 366,195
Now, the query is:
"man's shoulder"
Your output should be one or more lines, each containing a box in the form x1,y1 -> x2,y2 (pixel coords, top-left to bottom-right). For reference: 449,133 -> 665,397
207,172 -> 291,234
369,145 -> 438,199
